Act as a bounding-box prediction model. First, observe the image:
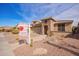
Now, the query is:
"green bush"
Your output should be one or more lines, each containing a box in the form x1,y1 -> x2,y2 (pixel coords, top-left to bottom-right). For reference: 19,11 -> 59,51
12,27 -> 19,34
30,39 -> 33,47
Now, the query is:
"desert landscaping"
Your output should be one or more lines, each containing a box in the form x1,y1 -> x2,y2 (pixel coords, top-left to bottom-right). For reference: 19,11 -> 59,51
0,28 -> 79,56
0,18 -> 79,56
13,31 -> 79,56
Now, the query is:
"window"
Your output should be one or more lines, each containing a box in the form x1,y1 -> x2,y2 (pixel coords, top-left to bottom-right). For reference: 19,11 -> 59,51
58,24 -> 65,32
43,20 -> 47,23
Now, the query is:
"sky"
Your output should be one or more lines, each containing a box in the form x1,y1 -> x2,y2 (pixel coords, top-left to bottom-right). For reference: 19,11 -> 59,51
0,3 -> 79,26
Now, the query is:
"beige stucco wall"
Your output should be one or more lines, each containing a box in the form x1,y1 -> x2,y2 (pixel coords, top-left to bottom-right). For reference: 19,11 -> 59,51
53,24 -> 58,31
51,23 -> 72,33
49,20 -> 55,31
65,23 -> 72,32
31,26 -> 42,34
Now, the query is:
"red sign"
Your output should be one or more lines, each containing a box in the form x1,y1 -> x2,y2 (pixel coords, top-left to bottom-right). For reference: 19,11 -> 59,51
18,26 -> 24,31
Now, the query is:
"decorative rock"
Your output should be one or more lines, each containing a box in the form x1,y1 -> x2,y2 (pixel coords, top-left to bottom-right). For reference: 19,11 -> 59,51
33,48 -> 47,55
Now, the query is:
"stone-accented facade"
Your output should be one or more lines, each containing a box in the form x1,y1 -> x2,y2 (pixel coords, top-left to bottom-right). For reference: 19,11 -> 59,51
31,17 -> 73,36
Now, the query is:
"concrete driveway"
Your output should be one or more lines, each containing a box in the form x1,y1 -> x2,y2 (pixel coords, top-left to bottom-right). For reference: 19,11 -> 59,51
0,32 -> 14,56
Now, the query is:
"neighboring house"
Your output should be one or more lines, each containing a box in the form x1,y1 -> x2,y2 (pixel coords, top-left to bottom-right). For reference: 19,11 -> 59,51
31,17 -> 73,36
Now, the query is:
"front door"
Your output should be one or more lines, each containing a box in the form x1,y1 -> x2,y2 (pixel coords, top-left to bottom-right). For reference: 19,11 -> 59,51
44,25 -> 48,35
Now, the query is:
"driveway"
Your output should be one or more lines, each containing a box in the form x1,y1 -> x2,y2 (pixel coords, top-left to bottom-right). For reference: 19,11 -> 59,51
0,32 -> 14,56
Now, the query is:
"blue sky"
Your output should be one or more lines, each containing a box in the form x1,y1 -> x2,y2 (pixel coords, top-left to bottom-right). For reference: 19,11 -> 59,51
0,3 -> 79,26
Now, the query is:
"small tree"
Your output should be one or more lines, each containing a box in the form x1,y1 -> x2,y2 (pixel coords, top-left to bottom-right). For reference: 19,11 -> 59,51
72,22 -> 79,34
72,26 -> 77,34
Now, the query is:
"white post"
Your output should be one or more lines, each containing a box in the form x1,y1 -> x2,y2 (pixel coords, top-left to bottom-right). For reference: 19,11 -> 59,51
28,24 -> 31,45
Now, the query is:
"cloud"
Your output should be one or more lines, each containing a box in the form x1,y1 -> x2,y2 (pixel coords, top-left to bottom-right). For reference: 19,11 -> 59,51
18,4 -> 60,19
18,3 -> 76,19
10,3 -> 79,26
55,4 -> 79,26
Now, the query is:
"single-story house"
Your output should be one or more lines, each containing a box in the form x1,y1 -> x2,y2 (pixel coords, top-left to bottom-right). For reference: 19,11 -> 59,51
31,17 -> 73,36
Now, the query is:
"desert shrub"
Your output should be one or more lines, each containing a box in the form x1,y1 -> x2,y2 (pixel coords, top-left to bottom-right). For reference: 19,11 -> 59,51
12,27 -> 19,34
30,39 -> 33,47
0,29 -> 2,32
5,29 -> 12,32
72,26 -> 78,34
0,28 -> 2,32
1,28 -> 5,32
